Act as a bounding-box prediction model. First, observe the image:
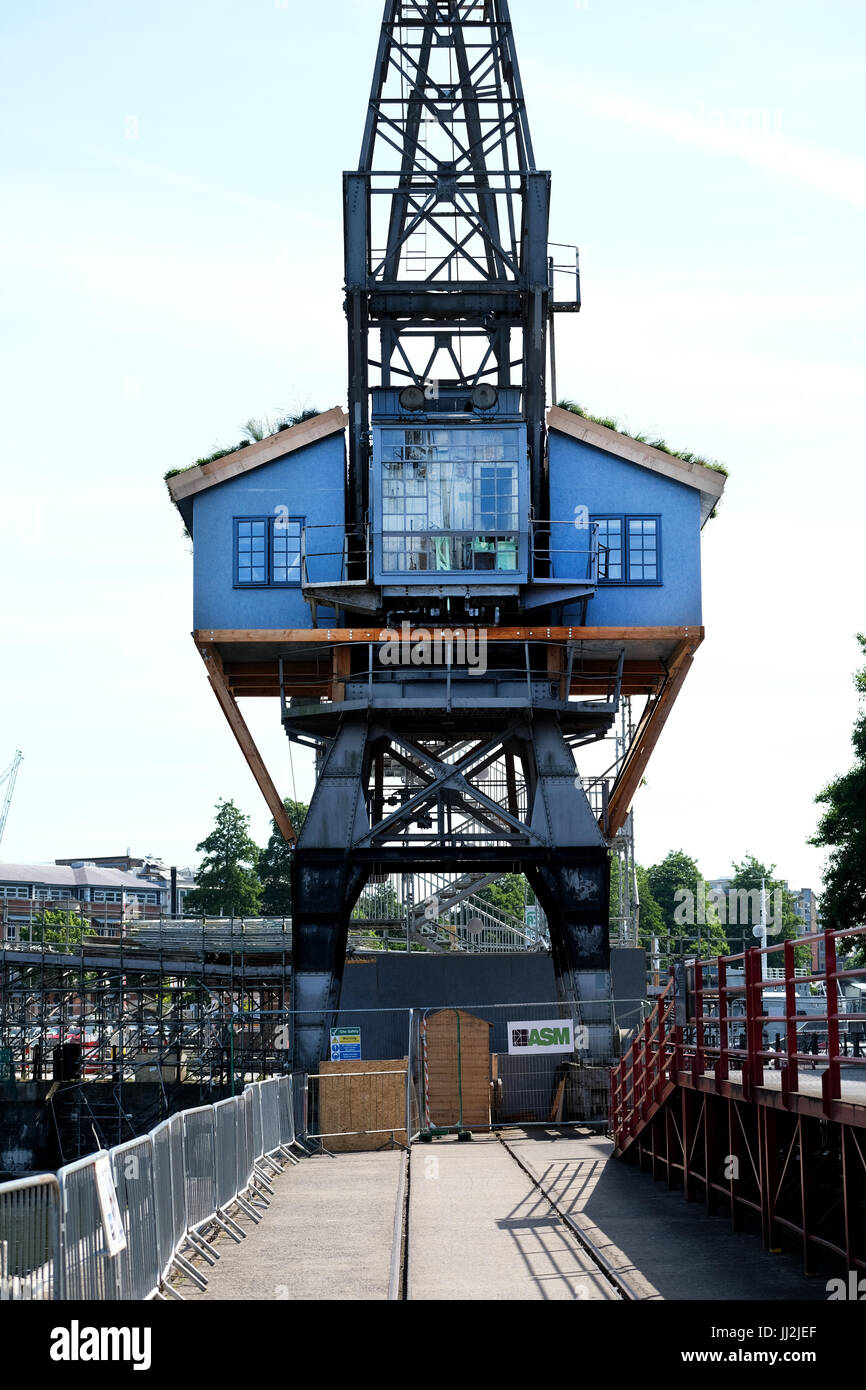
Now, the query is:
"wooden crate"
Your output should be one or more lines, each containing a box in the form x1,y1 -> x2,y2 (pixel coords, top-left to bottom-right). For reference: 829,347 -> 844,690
424,1010 -> 492,1129
316,1058 -> 408,1152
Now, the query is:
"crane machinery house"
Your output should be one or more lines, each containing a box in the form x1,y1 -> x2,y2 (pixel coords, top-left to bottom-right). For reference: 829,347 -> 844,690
173,402 -> 721,634
167,0 -> 726,1084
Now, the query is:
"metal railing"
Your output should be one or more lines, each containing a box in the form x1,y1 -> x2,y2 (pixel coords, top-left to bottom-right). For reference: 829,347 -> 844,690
298,518 -> 603,587
301,523 -> 371,588
0,1174 -> 60,1300
0,1076 -> 301,1301
530,520 -> 602,585
611,926 -> 866,1151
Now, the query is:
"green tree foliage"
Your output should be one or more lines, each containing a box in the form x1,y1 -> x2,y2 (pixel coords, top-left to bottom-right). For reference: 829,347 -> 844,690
476,874 -> 530,921
646,849 -> 728,956
21,910 -> 89,946
727,854 -> 808,966
185,799 -> 262,918
258,800 -> 308,916
811,635 -> 866,952
635,865 -> 664,947
610,861 -> 664,948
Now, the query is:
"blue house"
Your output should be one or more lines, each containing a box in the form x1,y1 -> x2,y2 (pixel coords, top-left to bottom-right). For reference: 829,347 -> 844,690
167,395 -> 724,844
169,400 -> 724,637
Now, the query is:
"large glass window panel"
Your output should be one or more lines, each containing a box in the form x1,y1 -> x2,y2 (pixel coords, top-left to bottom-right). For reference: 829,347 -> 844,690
378,426 -> 521,573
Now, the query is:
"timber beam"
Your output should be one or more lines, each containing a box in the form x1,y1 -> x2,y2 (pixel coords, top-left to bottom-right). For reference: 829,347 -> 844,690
197,641 -> 297,845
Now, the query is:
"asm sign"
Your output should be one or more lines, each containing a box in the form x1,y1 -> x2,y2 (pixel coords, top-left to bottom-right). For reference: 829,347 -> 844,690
507,1020 -> 584,1056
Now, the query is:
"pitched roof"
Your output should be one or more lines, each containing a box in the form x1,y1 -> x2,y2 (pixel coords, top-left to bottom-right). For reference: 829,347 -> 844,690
167,407 -> 349,530
0,863 -> 167,892
547,406 -> 726,527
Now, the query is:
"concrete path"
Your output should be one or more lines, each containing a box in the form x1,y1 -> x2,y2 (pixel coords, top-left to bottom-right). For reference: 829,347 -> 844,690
409,1134 -> 618,1301
178,1131 -> 829,1301
501,1131 -> 826,1301
180,1150 -> 404,1302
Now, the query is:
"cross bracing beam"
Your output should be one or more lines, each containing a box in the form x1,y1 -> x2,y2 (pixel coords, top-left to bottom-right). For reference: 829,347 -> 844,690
346,0 -> 552,524
290,702 -> 612,1071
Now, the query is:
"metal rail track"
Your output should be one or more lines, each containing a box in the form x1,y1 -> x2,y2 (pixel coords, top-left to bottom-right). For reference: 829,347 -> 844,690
496,1134 -> 642,1301
391,1132 -> 642,1301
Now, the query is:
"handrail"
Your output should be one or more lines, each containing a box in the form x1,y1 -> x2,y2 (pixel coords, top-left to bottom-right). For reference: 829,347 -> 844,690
611,926 -> 866,1147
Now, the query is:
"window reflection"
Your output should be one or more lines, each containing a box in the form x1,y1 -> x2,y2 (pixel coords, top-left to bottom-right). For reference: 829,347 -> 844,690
379,428 -> 521,573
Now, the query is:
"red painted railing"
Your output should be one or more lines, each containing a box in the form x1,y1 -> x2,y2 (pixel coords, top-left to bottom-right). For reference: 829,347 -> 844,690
611,926 -> 866,1150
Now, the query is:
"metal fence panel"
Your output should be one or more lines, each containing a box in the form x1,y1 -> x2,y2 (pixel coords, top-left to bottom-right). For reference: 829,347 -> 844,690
0,1174 -> 61,1300
239,1089 -> 256,1192
168,1113 -> 187,1250
213,1098 -> 239,1211
417,999 -> 620,1133
111,1137 -> 160,1301
248,1082 -> 264,1159
258,1080 -> 281,1157
277,1077 -> 295,1147
58,1153 -> 120,1301
182,1107 -> 217,1232
151,1120 -> 175,1286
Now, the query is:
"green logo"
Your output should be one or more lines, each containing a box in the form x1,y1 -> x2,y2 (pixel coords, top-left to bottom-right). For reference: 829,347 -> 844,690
528,1027 -> 570,1048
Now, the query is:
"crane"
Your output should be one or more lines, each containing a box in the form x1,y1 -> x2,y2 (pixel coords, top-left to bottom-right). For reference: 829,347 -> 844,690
0,750 -> 22,850
290,0 -> 610,1074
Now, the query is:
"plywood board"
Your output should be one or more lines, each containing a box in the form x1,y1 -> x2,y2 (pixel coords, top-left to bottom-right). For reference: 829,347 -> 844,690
424,1010 -> 492,1129
317,1058 -> 407,1152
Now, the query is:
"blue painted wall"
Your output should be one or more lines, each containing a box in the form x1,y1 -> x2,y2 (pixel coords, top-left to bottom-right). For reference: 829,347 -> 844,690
190,427 -> 702,631
548,428 -> 703,626
192,434 -> 345,630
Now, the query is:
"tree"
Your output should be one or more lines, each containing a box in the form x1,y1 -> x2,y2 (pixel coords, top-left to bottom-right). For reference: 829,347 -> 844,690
811,635 -> 866,949
610,860 -> 664,947
634,865 -> 664,948
258,799 -> 308,916
476,875 -> 530,921
727,854 -> 805,964
185,799 -> 262,918
646,849 -> 728,957
21,910 -> 89,946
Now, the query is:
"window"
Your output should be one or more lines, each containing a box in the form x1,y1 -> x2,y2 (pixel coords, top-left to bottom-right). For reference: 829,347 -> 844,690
378,427 -> 521,574
235,516 -> 303,587
91,890 -> 122,903
627,518 -> 659,582
593,515 -> 661,585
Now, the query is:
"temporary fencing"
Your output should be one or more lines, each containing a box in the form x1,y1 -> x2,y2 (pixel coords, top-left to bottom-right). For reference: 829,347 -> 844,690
0,1173 -> 61,1300
0,1075 -> 298,1301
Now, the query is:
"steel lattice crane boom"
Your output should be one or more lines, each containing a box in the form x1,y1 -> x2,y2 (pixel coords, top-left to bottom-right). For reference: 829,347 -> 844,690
0,750 -> 22,849
345,0 -> 579,540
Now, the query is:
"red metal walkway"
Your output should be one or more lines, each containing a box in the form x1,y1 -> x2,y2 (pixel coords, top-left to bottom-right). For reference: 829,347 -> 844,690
611,926 -> 866,1274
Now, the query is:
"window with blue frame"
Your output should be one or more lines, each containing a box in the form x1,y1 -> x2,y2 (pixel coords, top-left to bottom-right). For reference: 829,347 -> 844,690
593,515 -> 661,584
235,516 -> 303,587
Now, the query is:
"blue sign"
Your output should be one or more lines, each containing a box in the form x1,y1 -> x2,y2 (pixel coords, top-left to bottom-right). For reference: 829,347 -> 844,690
330,1028 -> 362,1062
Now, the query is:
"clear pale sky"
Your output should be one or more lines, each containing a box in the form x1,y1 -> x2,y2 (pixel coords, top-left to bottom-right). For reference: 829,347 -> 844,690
0,0 -> 863,890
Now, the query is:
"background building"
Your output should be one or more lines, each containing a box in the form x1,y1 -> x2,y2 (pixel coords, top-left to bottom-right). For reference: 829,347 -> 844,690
0,856 -> 197,940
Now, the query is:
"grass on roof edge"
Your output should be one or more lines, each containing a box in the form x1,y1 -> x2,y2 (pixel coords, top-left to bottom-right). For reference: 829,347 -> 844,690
557,400 -> 729,477
163,408 -> 328,487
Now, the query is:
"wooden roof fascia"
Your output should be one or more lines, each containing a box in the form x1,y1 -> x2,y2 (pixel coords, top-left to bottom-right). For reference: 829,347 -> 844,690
168,407 -> 349,506
547,406 -> 726,526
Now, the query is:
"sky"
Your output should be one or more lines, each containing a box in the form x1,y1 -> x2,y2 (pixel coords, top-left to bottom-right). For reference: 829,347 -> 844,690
0,0 -> 863,890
